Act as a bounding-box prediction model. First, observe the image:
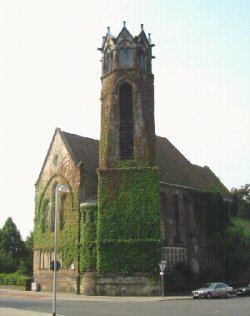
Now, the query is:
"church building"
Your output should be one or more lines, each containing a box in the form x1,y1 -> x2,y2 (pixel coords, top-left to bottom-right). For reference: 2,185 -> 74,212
33,24 -> 230,295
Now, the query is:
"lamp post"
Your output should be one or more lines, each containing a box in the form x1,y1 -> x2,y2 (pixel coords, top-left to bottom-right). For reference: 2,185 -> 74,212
159,261 -> 166,297
52,184 -> 70,316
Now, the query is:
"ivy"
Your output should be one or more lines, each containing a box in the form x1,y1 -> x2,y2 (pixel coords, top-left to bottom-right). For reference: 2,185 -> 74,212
97,166 -> 161,275
33,187 -> 79,268
192,190 -> 230,237
79,204 -> 98,273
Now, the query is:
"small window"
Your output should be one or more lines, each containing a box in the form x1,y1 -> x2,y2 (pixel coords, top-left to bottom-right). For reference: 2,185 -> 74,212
162,247 -> 186,272
103,49 -> 113,75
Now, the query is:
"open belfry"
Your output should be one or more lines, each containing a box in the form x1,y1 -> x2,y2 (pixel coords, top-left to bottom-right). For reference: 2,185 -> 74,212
33,23 -> 230,295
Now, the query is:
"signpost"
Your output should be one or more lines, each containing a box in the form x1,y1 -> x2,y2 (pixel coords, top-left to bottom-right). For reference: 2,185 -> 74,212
159,261 -> 166,297
50,260 -> 61,272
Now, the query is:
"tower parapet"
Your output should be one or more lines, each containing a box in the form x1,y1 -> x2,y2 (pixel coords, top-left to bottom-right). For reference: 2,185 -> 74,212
98,22 -> 155,77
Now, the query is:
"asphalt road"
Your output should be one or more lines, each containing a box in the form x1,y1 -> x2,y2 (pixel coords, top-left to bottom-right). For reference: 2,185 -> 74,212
1,295 -> 250,316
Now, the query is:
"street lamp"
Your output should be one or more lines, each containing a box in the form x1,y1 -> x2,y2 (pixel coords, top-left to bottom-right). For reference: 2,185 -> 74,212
52,184 -> 70,316
159,261 -> 166,297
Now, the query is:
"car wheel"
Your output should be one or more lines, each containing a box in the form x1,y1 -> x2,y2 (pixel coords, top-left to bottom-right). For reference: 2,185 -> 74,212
226,292 -> 231,298
207,292 -> 212,299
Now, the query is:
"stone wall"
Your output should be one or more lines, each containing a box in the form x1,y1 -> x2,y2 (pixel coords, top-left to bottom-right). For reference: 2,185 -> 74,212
81,272 -> 159,296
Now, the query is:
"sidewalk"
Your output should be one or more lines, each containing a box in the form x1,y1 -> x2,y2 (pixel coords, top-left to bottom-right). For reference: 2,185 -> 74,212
0,289 -> 191,316
0,308 -> 60,316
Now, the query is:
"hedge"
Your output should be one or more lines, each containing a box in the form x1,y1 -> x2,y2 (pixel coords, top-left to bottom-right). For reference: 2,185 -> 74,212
0,273 -> 32,288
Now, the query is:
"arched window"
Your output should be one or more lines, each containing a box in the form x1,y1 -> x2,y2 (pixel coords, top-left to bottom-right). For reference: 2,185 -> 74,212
119,47 -> 133,68
103,49 -> 113,75
49,182 -> 58,232
173,195 -> 180,242
119,82 -> 134,160
59,193 -> 66,230
139,50 -> 146,70
160,192 -> 168,241
138,48 -> 150,72
40,199 -> 49,233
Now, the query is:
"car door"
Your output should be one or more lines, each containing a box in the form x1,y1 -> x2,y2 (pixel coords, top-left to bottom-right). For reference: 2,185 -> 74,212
220,283 -> 228,297
214,283 -> 222,297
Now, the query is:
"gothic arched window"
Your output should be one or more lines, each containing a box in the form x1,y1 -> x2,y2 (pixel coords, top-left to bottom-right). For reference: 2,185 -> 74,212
119,82 -> 134,160
49,182 -> 58,232
119,47 -> 133,68
59,193 -> 66,230
173,195 -> 180,242
138,48 -> 150,72
103,50 -> 113,75
160,192 -> 168,242
40,198 -> 49,233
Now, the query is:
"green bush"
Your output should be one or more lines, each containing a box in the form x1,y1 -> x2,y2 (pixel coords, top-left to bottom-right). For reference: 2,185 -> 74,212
0,273 -> 32,288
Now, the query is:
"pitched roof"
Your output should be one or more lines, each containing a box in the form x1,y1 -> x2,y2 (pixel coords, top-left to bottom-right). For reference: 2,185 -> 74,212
156,136 -> 229,197
37,129 -> 229,197
61,131 -> 99,176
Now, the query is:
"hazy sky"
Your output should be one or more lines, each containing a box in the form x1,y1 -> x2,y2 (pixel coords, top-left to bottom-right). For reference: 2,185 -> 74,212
0,0 -> 249,239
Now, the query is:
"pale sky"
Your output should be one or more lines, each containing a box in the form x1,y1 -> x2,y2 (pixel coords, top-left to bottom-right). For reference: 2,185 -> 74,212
0,0 -> 249,239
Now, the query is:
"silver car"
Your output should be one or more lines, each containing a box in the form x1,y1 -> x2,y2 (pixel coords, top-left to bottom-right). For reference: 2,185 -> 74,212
192,282 -> 234,299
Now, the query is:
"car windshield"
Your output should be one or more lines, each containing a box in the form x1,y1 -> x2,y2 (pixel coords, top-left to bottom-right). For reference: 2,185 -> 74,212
202,283 -> 214,289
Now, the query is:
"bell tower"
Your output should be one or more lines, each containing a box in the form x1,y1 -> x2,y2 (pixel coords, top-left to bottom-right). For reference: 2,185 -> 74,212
96,24 -> 161,294
98,22 -> 156,169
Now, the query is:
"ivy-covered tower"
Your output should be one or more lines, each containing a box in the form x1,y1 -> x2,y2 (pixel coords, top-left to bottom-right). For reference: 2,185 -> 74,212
98,22 -> 156,168
96,23 -> 161,292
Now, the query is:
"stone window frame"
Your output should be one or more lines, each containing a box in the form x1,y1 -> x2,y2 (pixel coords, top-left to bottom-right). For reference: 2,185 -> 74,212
162,246 -> 187,272
137,46 -> 149,72
39,250 -> 66,270
118,46 -> 133,68
103,47 -> 113,75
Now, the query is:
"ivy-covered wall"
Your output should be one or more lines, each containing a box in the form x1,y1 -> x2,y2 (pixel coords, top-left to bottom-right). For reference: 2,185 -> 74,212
97,166 -> 161,275
34,182 -> 79,268
33,130 -> 81,271
79,204 -> 98,273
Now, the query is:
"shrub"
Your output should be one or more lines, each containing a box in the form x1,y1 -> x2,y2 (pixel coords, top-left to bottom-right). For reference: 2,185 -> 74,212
0,273 -> 32,289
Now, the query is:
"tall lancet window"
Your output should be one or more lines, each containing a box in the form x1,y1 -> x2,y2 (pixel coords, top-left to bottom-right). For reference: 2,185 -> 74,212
119,82 -> 134,160
173,195 -> 181,242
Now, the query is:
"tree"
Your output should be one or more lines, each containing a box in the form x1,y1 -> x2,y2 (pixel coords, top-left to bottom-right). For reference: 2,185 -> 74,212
231,184 -> 250,219
17,232 -> 33,276
0,217 -> 26,273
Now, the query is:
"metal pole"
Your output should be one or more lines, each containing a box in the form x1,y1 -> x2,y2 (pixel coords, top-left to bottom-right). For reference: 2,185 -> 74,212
52,185 -> 59,316
161,273 -> 164,297
52,184 -> 69,316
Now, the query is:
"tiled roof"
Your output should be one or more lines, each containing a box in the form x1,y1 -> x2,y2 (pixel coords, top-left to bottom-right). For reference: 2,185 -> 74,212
61,131 -> 99,176
156,136 -> 229,197
61,130 -> 229,196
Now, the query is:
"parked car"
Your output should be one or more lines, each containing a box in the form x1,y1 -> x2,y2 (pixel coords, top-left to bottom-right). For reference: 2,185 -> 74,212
192,282 -> 234,299
235,283 -> 250,296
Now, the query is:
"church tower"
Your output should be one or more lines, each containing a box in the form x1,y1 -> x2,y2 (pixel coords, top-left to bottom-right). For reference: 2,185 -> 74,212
98,22 -> 156,168
96,23 -> 161,294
